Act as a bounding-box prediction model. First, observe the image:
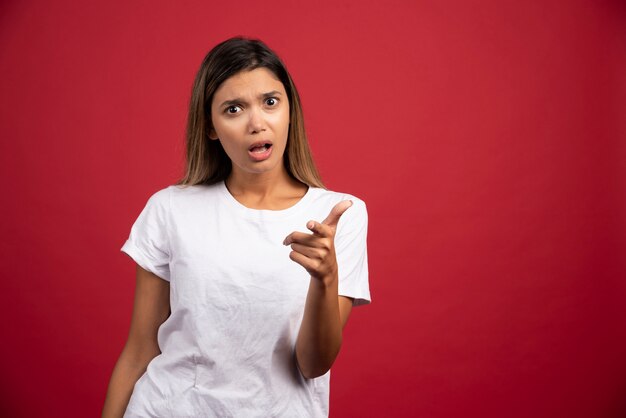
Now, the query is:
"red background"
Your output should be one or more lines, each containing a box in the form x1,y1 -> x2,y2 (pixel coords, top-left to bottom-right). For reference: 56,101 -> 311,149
1,1 -> 625,417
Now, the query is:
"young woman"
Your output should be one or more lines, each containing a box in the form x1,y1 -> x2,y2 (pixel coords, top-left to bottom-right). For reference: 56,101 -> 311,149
102,36 -> 371,417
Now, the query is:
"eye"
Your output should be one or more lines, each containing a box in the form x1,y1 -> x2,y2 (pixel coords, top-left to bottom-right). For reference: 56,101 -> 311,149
265,97 -> 278,107
225,105 -> 242,114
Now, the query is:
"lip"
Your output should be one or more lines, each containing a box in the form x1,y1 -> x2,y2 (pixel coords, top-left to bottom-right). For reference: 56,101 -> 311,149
248,140 -> 273,162
248,140 -> 273,151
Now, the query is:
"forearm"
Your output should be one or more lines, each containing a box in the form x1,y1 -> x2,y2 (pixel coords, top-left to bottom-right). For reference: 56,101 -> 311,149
295,273 -> 343,379
286,200 -> 355,379
101,349 -> 154,418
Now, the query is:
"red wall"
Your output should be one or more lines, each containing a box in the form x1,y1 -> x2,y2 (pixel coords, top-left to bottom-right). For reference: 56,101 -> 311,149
1,1 -> 625,417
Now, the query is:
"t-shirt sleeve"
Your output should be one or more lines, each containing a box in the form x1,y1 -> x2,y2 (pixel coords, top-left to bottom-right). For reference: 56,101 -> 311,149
120,188 -> 171,282
335,197 -> 371,306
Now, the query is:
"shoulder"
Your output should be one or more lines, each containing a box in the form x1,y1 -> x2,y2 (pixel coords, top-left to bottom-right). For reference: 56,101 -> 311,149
167,183 -> 219,198
148,186 -> 173,202
308,187 -> 368,229
149,183 -> 222,206
309,187 -> 367,209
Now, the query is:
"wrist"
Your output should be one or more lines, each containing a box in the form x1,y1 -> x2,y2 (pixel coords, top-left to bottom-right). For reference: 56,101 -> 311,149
312,269 -> 338,288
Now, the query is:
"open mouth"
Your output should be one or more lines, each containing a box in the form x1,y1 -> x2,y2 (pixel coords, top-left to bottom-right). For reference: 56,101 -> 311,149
249,142 -> 273,153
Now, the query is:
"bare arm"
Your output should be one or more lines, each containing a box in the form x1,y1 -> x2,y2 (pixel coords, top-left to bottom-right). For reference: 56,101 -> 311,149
284,200 -> 355,379
102,265 -> 170,418
296,282 -> 354,378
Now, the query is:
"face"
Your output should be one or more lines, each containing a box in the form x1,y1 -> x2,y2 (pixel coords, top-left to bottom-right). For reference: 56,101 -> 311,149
209,67 -> 290,178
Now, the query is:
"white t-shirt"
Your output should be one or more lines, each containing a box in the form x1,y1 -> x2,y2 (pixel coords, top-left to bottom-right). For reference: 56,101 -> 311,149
121,180 -> 371,418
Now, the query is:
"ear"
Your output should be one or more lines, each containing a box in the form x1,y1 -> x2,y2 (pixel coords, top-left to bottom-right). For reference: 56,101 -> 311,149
208,127 -> 218,140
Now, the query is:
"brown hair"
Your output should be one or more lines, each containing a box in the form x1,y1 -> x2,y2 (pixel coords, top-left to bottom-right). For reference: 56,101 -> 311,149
175,36 -> 325,189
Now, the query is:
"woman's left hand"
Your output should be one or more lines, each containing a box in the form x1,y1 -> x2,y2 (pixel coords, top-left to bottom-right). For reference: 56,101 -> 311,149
283,200 -> 353,285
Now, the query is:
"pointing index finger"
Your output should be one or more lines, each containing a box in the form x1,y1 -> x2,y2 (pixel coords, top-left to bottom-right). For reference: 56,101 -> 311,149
322,199 -> 353,227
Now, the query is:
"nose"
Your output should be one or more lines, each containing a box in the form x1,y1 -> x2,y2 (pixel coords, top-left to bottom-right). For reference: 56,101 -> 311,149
248,106 -> 266,134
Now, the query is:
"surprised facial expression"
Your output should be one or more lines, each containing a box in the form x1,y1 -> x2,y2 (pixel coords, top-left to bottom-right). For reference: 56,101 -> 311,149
209,67 -> 290,177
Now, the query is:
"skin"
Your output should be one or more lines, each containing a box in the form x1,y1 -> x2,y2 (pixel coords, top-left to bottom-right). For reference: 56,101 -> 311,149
209,67 -> 354,378
208,66 -> 305,207
103,67 -> 353,416
102,266 -> 170,418
283,201 -> 354,378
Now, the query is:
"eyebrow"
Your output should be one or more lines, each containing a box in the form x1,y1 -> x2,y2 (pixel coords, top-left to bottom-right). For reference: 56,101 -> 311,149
219,90 -> 282,108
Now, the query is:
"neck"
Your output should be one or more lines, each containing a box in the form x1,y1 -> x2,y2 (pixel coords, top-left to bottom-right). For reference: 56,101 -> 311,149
225,164 -> 307,202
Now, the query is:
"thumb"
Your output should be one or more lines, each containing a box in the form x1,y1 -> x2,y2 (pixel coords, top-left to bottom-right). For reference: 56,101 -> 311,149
322,200 -> 353,227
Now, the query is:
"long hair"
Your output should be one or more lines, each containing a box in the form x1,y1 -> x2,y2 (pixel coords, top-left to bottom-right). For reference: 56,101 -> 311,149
175,36 -> 325,189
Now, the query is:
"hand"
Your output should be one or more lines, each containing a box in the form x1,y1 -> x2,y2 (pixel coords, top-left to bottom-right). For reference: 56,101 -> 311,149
283,200 -> 353,284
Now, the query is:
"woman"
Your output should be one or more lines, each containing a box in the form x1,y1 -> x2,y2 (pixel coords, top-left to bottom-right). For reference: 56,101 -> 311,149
102,36 -> 371,417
